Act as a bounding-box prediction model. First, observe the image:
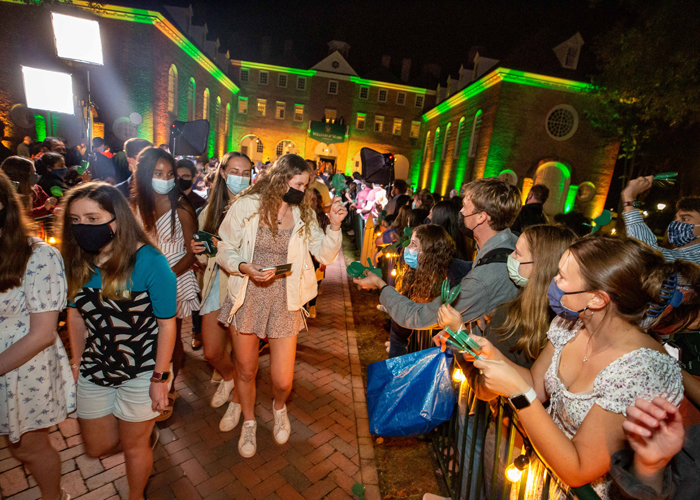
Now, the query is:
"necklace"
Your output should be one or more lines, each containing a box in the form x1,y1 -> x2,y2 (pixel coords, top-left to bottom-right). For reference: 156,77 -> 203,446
277,205 -> 289,225
582,326 -> 633,362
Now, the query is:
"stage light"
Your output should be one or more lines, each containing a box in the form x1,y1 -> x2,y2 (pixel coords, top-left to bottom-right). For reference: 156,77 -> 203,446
51,12 -> 104,65
22,67 -> 74,114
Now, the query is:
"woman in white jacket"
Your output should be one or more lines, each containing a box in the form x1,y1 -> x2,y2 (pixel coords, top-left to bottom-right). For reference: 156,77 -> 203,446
216,154 -> 346,457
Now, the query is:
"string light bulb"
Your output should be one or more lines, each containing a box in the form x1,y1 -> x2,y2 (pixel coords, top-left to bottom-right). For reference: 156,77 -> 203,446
452,368 -> 465,382
505,464 -> 522,483
657,203 -> 666,210
48,237 -> 56,244
391,269 -> 397,277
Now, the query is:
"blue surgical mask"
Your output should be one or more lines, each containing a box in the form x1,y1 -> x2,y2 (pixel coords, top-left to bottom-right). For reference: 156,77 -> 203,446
668,221 -> 698,248
404,248 -> 420,269
411,202 -> 418,210
547,278 -> 589,321
52,167 -> 68,179
507,255 -> 531,287
152,177 -> 175,195
226,174 -> 250,195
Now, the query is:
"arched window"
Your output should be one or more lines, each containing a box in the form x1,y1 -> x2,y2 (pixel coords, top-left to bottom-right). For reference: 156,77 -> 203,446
187,78 -> 196,121
468,110 -> 483,158
215,96 -> 221,154
423,131 -> 431,165
167,64 -> 178,114
441,122 -> 451,161
431,127 -> 440,163
224,103 -> 231,150
257,140 -> 264,153
453,117 -> 465,159
276,142 -> 284,157
203,88 -> 210,120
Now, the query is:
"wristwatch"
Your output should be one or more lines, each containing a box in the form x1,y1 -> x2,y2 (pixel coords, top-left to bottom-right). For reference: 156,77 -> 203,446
622,200 -> 641,208
508,387 -> 538,411
151,371 -> 170,383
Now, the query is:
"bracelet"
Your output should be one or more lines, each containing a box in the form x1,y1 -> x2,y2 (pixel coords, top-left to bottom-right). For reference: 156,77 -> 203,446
238,262 -> 246,273
622,200 -> 641,208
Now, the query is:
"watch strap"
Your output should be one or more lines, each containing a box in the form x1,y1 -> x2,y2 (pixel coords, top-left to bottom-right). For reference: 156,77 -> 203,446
509,387 -> 537,411
622,200 -> 641,208
151,371 -> 170,383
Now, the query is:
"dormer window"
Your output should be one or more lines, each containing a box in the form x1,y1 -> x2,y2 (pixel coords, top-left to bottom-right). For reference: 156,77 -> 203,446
554,33 -> 584,70
564,46 -> 579,69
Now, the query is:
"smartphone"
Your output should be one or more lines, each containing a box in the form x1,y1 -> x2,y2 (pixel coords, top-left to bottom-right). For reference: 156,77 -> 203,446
193,230 -> 218,256
260,263 -> 292,276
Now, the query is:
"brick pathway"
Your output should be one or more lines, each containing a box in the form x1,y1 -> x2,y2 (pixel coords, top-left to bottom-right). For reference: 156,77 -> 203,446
0,251 -> 380,500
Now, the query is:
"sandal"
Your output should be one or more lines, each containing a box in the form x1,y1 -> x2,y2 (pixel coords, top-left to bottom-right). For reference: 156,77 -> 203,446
154,392 -> 177,422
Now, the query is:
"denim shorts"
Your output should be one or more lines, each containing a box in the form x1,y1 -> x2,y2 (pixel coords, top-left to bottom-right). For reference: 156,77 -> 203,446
76,371 -> 164,422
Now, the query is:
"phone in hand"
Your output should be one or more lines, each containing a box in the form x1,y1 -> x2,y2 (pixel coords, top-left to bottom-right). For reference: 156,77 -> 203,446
193,231 -> 218,256
260,263 -> 292,276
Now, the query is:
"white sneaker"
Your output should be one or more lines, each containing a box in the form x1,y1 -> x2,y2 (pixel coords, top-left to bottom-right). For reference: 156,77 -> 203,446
219,402 -> 242,432
211,378 -> 235,408
238,420 -> 257,458
272,400 -> 291,445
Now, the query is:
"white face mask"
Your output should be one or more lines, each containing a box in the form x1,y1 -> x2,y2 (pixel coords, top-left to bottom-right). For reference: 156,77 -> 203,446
226,174 -> 250,195
507,254 -> 532,287
152,177 -> 175,195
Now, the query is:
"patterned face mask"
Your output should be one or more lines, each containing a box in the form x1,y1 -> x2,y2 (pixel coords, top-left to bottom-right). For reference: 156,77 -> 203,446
667,221 -> 699,248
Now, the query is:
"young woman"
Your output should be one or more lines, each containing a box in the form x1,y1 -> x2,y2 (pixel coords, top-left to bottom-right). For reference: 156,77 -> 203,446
1,156 -> 58,218
216,154 -> 347,457
36,152 -> 68,196
463,236 -> 689,499
306,188 -> 331,319
190,151 -> 251,428
430,200 -> 474,261
0,170 -> 74,500
62,183 -> 176,500
132,147 -> 199,405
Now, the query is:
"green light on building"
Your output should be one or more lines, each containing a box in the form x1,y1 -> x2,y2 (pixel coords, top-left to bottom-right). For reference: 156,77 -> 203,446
34,114 -> 46,142
564,185 -> 579,214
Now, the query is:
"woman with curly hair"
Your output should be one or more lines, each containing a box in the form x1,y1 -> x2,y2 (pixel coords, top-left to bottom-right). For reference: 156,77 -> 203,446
216,154 -> 347,457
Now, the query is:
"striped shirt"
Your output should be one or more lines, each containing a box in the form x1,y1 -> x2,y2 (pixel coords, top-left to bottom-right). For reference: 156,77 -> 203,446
623,209 -> 700,265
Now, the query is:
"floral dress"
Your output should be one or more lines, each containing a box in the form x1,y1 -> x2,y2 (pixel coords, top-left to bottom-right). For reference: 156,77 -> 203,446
523,316 -> 684,500
0,240 -> 76,443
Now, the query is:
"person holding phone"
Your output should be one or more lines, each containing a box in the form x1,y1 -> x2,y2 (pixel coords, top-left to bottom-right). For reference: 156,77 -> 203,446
216,154 -> 347,457
61,183 -> 177,500
190,152 -> 251,428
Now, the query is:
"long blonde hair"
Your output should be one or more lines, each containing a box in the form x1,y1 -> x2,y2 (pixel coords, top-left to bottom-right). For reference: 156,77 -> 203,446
495,224 -> 576,359
243,154 -> 316,236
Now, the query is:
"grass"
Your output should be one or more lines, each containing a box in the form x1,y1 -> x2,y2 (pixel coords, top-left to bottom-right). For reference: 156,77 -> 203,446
342,236 -> 449,500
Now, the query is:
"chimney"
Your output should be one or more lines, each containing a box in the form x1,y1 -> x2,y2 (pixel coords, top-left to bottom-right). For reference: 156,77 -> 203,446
283,39 -> 294,58
381,55 -> 391,69
327,40 -> 351,58
260,36 -> 272,62
401,58 -> 411,83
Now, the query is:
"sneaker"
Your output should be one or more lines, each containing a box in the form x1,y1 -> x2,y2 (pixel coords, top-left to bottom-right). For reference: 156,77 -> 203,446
377,304 -> 387,313
308,305 -> 317,319
238,420 -> 257,458
219,402 -> 242,432
272,400 -> 291,445
61,489 -> 71,500
211,378 -> 235,408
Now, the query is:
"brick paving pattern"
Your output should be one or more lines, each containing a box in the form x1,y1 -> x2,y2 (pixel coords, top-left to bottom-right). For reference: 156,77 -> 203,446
0,252 -> 380,500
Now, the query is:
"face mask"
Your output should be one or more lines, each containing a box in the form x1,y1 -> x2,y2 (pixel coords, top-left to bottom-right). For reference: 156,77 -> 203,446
412,202 -> 418,210
152,178 -> 175,195
459,212 -> 481,239
547,278 -> 589,321
0,207 -> 6,229
226,174 -> 250,195
29,173 -> 39,186
177,178 -> 193,191
404,248 -> 420,269
507,255 -> 532,287
668,221 -> 698,248
283,186 -> 305,205
72,218 -> 116,253
52,167 -> 67,179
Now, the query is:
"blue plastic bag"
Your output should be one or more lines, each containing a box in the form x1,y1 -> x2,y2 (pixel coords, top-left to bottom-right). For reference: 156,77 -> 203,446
366,347 -> 456,437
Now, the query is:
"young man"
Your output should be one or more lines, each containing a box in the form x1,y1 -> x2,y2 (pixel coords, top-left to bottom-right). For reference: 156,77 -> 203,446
622,176 -> 700,264
176,159 -> 207,211
384,179 -> 408,215
114,138 -> 153,199
354,177 -> 522,329
16,136 -> 32,158
510,183 -> 549,234
90,137 -> 116,184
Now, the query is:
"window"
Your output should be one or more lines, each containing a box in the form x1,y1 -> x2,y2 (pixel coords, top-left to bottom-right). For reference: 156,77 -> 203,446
423,131 -> 431,164
410,121 -> 420,139
294,104 -> 304,122
259,70 -> 269,85
396,92 -> 406,106
187,78 -> 196,121
257,98 -> 266,117
240,68 -> 249,82
278,74 -> 288,88
392,118 -> 402,136
564,46 -> 580,69
431,127 -> 440,162
325,109 -> 336,123
415,95 -> 425,108
453,117 -> 465,159
276,142 -> 284,157
215,96 -> 221,152
276,101 -> 285,120
359,86 -> 369,99
296,76 -> 307,91
468,110 -> 483,157
441,122 -> 451,160
167,64 -> 178,114
202,88 -> 210,120
374,115 -> 384,132
328,80 -> 339,95
224,103 -> 230,146
378,89 -> 388,102
238,96 -> 248,114
257,140 -> 263,153
356,113 -> 366,130
545,104 -> 579,141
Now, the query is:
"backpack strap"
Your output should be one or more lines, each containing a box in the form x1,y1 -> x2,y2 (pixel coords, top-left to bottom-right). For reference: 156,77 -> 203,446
473,247 -> 511,268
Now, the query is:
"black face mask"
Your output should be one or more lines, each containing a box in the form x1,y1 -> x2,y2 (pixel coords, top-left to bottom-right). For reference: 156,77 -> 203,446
458,212 -> 481,240
177,178 -> 193,191
283,186 -> 305,205
0,207 -> 6,229
29,173 -> 39,186
72,218 -> 115,253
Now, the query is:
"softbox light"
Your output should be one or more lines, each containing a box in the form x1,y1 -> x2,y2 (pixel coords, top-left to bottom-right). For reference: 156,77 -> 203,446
170,120 -> 210,157
22,66 -> 74,114
360,147 -> 394,185
51,12 -> 104,65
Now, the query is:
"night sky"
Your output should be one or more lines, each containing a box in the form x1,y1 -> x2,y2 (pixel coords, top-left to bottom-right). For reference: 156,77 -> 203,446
179,0 -> 620,81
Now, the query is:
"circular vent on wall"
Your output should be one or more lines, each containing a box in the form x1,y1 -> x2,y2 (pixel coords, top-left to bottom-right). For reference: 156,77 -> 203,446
545,104 -> 578,141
